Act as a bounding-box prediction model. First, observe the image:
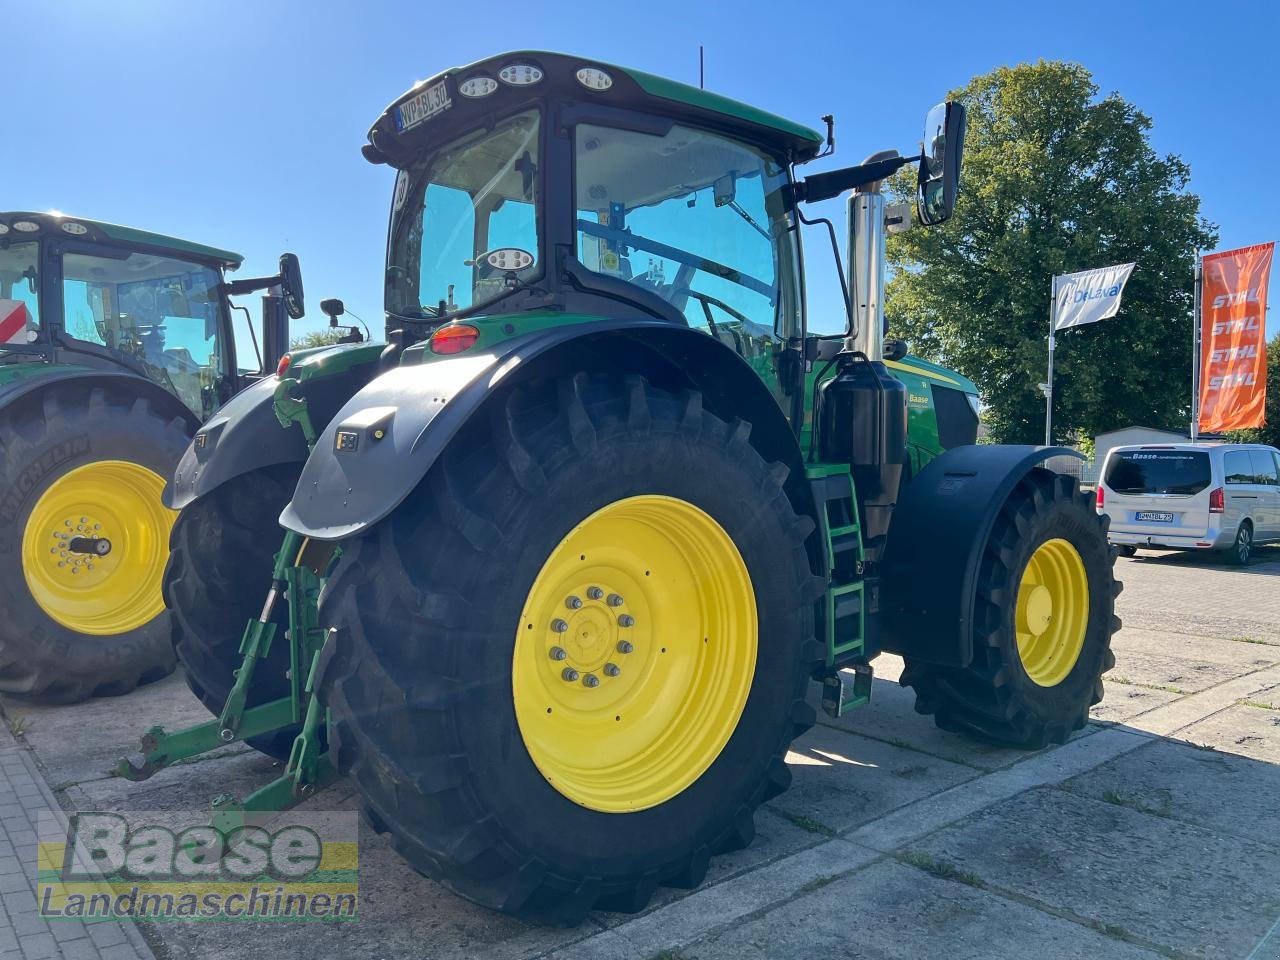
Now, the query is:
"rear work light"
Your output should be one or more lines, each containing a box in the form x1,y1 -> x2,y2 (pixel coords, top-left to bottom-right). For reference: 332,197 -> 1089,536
1209,487 -> 1225,513
1095,485 -> 1104,510
276,353 -> 291,377
430,323 -> 480,355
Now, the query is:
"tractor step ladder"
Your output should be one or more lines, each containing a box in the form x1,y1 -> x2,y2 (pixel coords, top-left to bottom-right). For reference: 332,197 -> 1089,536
806,464 -> 873,718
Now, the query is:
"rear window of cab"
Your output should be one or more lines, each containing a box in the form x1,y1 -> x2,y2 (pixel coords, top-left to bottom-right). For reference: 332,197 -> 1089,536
1105,451 -> 1211,496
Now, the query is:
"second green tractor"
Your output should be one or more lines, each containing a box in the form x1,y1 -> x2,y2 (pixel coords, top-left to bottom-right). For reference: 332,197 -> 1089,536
121,51 -> 1118,924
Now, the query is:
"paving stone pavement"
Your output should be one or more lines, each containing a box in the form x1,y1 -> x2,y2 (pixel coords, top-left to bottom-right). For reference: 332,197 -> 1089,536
0,544 -> 1277,960
0,725 -> 151,960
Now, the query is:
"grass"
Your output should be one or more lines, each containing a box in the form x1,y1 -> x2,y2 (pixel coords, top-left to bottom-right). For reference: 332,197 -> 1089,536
1105,676 -> 1190,695
900,851 -> 984,888
1101,789 -> 1170,818
1228,635 -> 1275,645
779,810 -> 836,836
6,714 -> 28,737
1239,698 -> 1280,712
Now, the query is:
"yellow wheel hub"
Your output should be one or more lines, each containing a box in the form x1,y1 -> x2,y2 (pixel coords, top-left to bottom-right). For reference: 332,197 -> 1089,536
1015,538 -> 1089,687
21,460 -> 176,636
512,495 -> 757,813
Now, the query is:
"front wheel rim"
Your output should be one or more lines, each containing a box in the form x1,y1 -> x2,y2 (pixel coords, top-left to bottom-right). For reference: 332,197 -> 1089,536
512,495 -> 757,813
1015,538 -> 1090,687
21,460 -> 176,635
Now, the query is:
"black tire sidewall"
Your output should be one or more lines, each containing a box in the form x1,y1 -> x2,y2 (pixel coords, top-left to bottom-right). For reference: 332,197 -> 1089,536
997,492 -> 1113,717
0,387 -> 187,695
457,445 -> 802,878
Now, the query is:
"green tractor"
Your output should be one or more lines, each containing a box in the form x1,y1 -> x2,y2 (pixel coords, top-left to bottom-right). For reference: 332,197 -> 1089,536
0,212 -> 305,702
120,52 -> 1117,924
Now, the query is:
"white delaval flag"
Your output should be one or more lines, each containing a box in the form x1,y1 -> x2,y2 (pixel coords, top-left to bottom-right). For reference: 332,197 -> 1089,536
1053,262 -> 1136,331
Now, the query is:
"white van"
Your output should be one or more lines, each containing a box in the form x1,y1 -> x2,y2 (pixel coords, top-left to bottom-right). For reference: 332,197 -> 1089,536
1097,442 -> 1280,564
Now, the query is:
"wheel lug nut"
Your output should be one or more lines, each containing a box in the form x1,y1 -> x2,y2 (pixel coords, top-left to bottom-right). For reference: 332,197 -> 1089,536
565,596 -> 582,610
561,667 -> 580,682
586,586 -> 603,600
618,614 -> 635,628
604,662 -> 620,677
607,593 -> 624,607
551,618 -> 569,633
616,640 -> 634,654
582,673 -> 599,688
549,646 -> 567,661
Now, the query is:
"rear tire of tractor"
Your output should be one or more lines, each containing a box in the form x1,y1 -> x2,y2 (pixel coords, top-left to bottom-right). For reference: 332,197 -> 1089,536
0,384 -> 185,703
316,374 -> 823,924
163,465 -> 303,760
900,470 -> 1119,748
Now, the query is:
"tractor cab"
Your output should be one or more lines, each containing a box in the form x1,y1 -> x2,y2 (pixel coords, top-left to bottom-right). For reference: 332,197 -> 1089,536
0,213 -> 302,420
366,52 -> 820,373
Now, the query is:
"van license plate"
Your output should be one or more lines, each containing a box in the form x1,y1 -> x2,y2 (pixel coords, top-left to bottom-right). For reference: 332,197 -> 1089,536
395,80 -> 452,132
1135,511 -> 1174,523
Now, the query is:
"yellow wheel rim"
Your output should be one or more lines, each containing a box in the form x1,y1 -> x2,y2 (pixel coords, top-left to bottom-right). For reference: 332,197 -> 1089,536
1015,538 -> 1089,687
512,495 -> 757,813
21,460 -> 176,635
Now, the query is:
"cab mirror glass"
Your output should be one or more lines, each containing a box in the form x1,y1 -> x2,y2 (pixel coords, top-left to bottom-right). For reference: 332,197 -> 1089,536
916,101 -> 966,226
278,253 -> 305,320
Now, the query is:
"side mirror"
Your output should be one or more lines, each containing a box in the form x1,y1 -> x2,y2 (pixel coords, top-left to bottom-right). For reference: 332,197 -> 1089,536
916,101 -> 966,226
320,298 -> 345,325
278,253 -> 305,320
883,338 -> 909,361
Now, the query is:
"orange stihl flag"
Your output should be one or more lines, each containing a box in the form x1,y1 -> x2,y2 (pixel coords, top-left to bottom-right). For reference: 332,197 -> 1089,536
1198,242 -> 1272,433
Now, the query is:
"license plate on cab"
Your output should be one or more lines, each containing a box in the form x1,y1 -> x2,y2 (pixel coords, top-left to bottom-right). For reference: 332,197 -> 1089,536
395,80 -> 452,132
1135,511 -> 1174,523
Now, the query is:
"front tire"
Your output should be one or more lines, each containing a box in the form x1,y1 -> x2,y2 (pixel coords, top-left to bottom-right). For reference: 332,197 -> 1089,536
900,470 -> 1120,748
316,374 -> 823,923
0,384 -> 185,703
163,465 -> 304,759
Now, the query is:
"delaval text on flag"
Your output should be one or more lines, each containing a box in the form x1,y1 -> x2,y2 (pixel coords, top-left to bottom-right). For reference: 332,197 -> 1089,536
1053,263 -> 1136,331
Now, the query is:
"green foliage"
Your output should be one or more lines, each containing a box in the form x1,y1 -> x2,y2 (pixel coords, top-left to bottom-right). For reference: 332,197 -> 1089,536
885,61 -> 1217,443
1222,335 -> 1279,447
290,328 -> 348,350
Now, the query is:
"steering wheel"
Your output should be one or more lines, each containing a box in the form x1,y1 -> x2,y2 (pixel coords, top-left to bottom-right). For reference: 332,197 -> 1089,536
671,287 -> 755,331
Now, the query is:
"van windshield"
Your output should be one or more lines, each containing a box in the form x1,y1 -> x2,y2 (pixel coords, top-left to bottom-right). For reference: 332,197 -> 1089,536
1105,450 -> 1211,495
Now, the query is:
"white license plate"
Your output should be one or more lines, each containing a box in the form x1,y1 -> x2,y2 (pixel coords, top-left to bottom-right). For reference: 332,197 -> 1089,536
395,80 -> 452,132
1135,511 -> 1174,523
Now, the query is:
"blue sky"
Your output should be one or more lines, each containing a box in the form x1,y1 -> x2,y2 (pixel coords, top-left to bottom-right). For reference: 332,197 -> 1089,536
6,0 -> 1276,347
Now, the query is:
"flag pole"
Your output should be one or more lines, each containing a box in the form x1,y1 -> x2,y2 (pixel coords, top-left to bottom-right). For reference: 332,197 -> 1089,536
1190,252 -> 1202,440
1045,275 -> 1056,446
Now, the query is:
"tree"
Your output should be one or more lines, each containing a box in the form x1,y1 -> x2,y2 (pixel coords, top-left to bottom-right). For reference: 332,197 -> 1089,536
1223,334 -> 1280,448
290,328 -> 348,350
885,61 -> 1217,443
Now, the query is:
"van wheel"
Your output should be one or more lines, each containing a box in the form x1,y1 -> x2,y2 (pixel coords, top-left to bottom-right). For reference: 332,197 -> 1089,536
1115,545 -> 1137,558
1228,522 -> 1252,566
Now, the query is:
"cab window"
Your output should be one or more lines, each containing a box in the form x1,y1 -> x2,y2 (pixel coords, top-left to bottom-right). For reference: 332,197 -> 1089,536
387,110 -> 541,321
572,121 -> 802,346
61,250 -> 225,416
0,242 -> 40,342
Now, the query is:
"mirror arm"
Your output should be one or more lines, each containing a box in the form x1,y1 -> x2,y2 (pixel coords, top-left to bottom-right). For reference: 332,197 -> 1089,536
789,153 -> 919,205
221,274 -> 280,297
